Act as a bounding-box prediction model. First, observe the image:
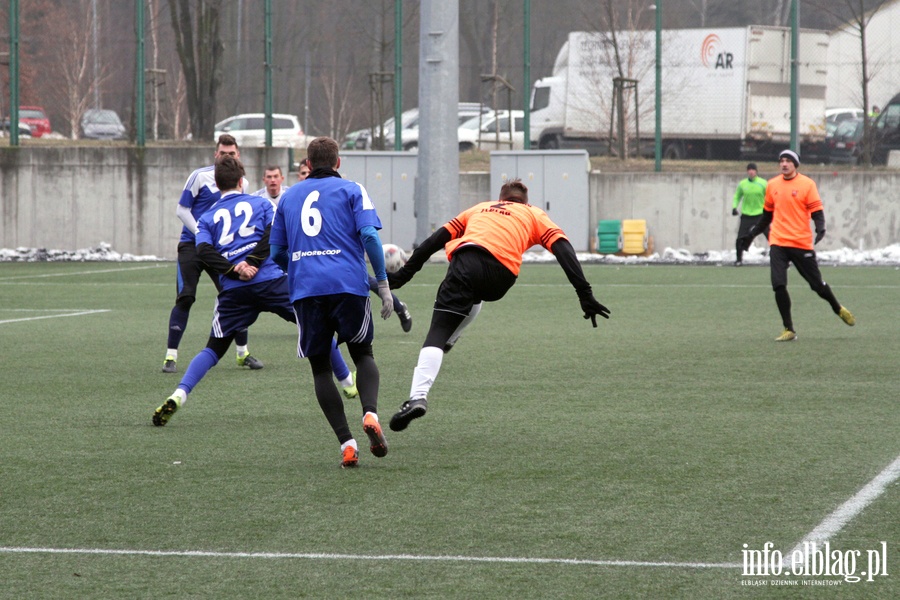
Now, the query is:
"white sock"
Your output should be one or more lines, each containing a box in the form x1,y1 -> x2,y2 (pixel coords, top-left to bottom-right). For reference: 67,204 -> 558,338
447,302 -> 482,346
339,373 -> 354,388
409,346 -> 444,400
340,439 -> 358,452
364,411 -> 379,422
236,345 -> 248,357
166,349 -> 178,360
171,388 -> 188,406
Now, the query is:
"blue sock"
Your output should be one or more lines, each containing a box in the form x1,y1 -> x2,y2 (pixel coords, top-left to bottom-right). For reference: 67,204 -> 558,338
178,348 -> 220,395
330,339 -> 350,381
167,305 -> 190,349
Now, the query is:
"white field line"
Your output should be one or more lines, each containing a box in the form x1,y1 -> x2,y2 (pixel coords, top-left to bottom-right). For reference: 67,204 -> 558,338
787,452 -> 900,558
0,309 -> 110,325
0,264 -> 168,281
0,546 -> 740,569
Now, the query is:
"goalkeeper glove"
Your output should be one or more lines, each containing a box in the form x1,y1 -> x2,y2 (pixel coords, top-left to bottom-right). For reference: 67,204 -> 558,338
576,289 -> 610,328
376,280 -> 394,320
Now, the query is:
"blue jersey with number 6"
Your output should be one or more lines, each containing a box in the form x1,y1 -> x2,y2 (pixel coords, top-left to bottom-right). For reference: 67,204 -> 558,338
271,175 -> 382,302
195,191 -> 283,292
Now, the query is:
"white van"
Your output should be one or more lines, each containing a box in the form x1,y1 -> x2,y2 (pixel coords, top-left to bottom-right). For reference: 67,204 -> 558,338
214,113 -> 307,148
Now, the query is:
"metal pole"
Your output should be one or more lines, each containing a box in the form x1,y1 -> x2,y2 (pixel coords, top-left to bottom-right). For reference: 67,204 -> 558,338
264,0 -> 273,147
654,1 -> 662,171
790,0 -> 799,152
523,0 -> 531,150
394,0 -> 402,151
9,0 -> 19,145
92,0 -> 99,108
136,0 -> 145,146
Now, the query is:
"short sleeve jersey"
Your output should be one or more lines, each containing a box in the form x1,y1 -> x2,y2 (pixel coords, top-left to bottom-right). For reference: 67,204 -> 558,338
443,200 -> 568,275
270,175 -> 382,302
178,165 -> 249,243
195,191 -> 283,292
763,173 -> 823,250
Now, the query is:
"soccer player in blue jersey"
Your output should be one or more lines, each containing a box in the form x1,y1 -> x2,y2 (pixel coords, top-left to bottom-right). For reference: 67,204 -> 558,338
297,156 -> 413,333
153,155 -> 357,426
270,137 -> 393,468
162,134 -> 263,373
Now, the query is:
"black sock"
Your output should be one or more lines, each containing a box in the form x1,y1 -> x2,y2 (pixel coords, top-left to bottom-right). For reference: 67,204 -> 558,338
313,370 -> 352,444
774,287 -> 793,331
818,283 -> 842,313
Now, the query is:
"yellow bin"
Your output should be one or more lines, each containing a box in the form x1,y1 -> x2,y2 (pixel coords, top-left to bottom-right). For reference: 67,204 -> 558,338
621,219 -> 648,254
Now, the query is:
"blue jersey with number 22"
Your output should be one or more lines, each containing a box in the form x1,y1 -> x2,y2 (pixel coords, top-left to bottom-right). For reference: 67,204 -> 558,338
270,175 -> 382,302
195,191 -> 283,292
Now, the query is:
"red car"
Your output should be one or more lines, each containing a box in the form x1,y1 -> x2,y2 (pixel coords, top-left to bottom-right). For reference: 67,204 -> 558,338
18,106 -> 52,137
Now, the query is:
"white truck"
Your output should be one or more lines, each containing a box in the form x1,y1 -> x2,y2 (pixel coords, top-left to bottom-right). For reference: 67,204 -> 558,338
529,26 -> 828,159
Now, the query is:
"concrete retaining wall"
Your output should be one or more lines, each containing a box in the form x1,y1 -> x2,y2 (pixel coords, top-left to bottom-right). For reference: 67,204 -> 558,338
2,147 -> 897,258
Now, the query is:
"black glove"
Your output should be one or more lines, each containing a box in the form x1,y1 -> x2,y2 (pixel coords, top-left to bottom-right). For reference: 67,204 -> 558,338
815,229 -> 826,245
732,208 -> 739,216
387,268 -> 412,289
577,290 -> 610,328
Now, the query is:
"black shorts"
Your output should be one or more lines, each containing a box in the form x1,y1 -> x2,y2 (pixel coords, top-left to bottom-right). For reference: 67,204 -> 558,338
176,241 -> 221,301
738,214 -> 769,239
769,245 -> 825,291
211,276 -> 295,338
292,294 -> 372,358
435,246 -> 517,316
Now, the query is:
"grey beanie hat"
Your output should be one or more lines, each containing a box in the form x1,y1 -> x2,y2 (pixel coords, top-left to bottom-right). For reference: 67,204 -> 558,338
778,149 -> 800,167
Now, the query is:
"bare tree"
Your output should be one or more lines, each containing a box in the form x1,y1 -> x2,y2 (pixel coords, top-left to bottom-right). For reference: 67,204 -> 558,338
45,0 -> 109,138
167,0 -> 224,140
805,0 -> 890,164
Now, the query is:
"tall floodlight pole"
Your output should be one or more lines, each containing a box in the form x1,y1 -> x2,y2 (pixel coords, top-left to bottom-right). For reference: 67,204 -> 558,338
523,0 -> 531,150
654,1 -> 662,172
9,0 -> 19,146
136,0 -> 145,146
264,0 -> 273,147
394,0 -> 402,151
790,0 -> 799,152
93,0 -> 99,108
416,0 -> 459,245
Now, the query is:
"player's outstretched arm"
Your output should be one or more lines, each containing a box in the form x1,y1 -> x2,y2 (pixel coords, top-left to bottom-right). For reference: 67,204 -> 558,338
388,226 -> 452,289
550,238 -> 610,328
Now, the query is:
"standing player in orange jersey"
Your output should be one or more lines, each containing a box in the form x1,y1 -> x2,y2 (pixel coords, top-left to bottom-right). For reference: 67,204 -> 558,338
385,178 -> 610,432
740,149 -> 855,341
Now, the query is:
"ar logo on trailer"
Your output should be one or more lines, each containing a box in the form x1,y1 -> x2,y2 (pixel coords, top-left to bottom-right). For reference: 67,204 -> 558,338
701,34 -> 733,69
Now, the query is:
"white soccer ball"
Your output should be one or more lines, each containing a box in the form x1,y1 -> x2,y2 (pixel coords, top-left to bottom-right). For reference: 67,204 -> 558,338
382,243 -> 408,273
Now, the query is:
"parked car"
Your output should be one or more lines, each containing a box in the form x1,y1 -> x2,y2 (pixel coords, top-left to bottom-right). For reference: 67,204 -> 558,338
18,105 -> 52,137
870,92 -> 900,165
457,109 -> 526,151
81,109 -> 127,140
827,117 -> 864,165
0,118 -> 32,138
352,103 -> 490,151
825,107 -> 864,132
213,113 -> 307,148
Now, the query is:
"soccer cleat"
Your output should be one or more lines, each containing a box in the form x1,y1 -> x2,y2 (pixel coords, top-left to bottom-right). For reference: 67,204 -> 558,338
341,445 -> 359,468
389,398 -> 428,432
237,354 -> 264,370
839,306 -> 856,326
152,396 -> 181,426
341,371 -> 359,400
397,301 -> 413,333
363,413 -> 388,458
442,340 -> 456,353
161,356 -> 177,373
775,329 -> 797,342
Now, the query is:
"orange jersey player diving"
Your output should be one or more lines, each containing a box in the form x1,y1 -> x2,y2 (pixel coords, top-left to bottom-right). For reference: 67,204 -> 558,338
443,200 -> 568,275
384,178 -> 610,434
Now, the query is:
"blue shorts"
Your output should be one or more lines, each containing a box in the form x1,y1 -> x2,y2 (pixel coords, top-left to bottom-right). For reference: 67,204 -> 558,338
211,276 -> 296,338
292,294 -> 373,358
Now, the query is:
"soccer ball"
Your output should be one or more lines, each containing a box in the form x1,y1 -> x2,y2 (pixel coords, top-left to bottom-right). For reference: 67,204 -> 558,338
383,244 -> 408,273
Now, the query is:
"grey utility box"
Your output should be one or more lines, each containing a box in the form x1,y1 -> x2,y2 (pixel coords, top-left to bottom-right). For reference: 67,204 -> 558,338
339,152 -> 418,251
489,150 -> 591,251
